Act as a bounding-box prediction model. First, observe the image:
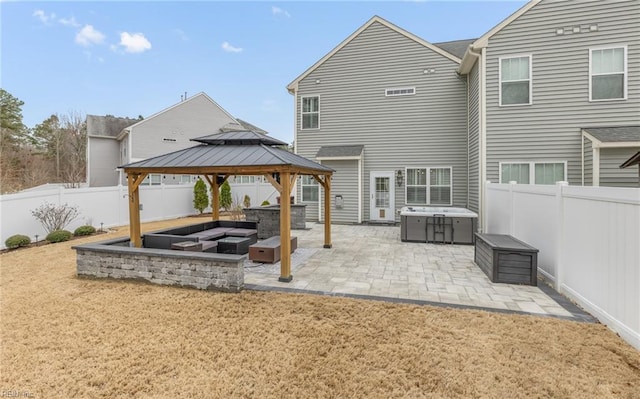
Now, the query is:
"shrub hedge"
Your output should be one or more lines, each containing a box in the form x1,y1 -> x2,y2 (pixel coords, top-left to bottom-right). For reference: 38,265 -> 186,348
46,230 -> 73,243
5,234 -> 31,249
74,225 -> 96,236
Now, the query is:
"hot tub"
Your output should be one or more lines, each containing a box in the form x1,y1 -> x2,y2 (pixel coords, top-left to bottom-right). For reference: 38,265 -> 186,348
400,206 -> 478,244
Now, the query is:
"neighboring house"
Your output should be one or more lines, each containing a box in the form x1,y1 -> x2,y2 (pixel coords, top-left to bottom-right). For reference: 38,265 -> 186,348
86,92 -> 267,187
288,0 -> 640,228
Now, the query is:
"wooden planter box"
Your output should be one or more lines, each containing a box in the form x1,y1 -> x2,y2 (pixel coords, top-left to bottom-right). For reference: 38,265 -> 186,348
474,233 -> 538,286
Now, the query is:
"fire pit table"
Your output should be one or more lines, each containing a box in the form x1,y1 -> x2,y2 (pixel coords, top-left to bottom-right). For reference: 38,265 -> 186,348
217,237 -> 252,255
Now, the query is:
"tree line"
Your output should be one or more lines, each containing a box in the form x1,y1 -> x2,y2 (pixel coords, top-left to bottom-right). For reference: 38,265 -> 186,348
1,88 -> 87,193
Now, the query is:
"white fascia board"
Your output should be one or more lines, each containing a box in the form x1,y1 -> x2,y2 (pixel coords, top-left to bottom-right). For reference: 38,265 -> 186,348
582,130 -> 640,148
287,15 -> 461,93
315,155 -> 362,161
581,130 -> 602,147
599,141 -> 640,148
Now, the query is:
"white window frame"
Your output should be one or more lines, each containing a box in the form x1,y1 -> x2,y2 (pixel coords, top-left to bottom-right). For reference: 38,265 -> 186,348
300,95 -> 320,130
404,166 -> 453,206
178,175 -> 194,184
234,175 -> 256,184
385,87 -> 416,97
499,54 -> 532,106
589,45 -> 627,102
499,161 -> 567,185
300,175 -> 319,202
142,173 -> 163,186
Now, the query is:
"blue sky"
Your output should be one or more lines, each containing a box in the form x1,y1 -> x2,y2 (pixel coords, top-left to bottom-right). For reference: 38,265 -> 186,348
2,1 -> 527,144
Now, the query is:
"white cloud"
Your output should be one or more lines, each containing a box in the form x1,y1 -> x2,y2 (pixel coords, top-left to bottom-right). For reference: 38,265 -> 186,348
33,9 -> 56,24
271,6 -> 291,18
75,25 -> 105,46
221,41 -> 242,53
173,28 -> 188,41
58,16 -> 80,28
118,32 -> 152,53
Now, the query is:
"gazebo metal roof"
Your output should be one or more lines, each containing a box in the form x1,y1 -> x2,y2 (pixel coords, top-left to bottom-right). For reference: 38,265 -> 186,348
121,131 -> 333,174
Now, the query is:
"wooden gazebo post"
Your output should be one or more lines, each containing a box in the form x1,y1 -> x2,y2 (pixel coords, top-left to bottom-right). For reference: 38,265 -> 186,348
314,174 -> 332,248
279,171 -> 293,281
127,172 -> 148,247
204,174 -> 229,220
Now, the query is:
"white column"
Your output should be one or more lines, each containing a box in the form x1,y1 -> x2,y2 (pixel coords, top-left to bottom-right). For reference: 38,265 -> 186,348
555,181 -> 569,291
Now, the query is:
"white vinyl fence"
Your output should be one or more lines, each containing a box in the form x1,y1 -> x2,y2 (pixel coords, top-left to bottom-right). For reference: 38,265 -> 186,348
486,182 -> 640,350
0,182 -> 279,249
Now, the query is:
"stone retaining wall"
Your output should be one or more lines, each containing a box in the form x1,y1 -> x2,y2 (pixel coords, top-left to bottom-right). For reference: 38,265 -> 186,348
75,239 -> 244,292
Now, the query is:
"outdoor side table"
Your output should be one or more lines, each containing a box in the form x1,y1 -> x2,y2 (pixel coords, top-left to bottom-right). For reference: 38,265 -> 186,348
217,237 -> 252,255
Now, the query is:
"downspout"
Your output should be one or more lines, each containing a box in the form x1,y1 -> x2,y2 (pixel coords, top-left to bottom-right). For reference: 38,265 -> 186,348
459,44 -> 484,229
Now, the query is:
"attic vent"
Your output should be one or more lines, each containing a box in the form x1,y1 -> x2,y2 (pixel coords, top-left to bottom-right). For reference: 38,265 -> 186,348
385,87 -> 415,97
163,138 -> 177,142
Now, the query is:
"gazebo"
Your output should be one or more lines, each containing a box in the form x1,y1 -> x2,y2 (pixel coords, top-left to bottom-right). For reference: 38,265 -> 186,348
120,131 -> 334,282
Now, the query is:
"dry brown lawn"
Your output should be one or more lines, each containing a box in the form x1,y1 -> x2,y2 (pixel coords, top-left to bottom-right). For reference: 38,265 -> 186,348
1,217 -> 639,398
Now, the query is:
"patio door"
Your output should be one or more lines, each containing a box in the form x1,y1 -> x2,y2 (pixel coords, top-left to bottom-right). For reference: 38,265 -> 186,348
370,171 -> 395,222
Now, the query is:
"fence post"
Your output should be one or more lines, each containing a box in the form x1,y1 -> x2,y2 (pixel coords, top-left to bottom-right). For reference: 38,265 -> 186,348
555,181 -> 568,291
508,181 -> 517,236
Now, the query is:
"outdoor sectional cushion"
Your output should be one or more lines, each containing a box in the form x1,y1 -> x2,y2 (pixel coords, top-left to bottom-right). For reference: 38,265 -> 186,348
186,227 -> 232,240
226,228 -> 258,237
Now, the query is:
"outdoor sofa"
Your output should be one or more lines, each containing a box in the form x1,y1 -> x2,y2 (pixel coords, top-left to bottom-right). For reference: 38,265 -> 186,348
143,220 -> 258,252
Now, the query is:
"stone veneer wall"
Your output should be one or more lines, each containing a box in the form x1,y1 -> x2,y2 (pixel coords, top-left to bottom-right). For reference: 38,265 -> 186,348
243,204 -> 307,239
75,239 -> 244,292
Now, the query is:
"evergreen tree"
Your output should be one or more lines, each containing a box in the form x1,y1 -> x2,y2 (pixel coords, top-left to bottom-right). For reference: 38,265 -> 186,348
220,180 -> 232,211
193,178 -> 208,214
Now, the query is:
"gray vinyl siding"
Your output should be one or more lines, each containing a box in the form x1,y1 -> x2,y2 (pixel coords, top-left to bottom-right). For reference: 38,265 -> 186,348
297,177 -> 319,221
88,137 -> 120,187
484,0 -> 640,185
319,160 -> 359,223
600,147 -> 640,187
468,64 -> 480,213
131,95 -> 237,160
295,21 -> 468,222
583,138 -> 593,186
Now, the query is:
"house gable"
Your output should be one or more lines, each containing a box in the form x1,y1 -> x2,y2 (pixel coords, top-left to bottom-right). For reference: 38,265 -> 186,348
127,93 -> 240,161
287,15 -> 463,94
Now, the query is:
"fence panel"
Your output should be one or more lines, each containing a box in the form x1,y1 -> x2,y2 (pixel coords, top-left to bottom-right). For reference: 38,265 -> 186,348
485,182 -> 640,350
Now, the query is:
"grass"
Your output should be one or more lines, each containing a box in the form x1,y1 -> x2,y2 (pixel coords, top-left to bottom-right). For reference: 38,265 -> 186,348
1,217 -> 639,398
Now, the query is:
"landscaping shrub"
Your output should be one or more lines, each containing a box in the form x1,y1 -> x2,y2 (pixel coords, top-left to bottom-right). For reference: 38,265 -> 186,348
74,225 -> 96,236
5,234 -> 31,249
46,230 -> 73,243
243,194 -> 251,208
220,181 -> 232,211
261,200 -> 270,206
193,178 -> 209,214
31,202 -> 80,233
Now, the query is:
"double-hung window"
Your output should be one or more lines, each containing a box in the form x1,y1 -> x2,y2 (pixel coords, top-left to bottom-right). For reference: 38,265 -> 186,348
590,46 -> 626,101
301,96 -> 319,129
300,175 -> 319,202
500,162 -> 566,185
405,167 -> 452,206
235,175 -> 256,184
142,173 -> 162,186
500,55 -> 532,105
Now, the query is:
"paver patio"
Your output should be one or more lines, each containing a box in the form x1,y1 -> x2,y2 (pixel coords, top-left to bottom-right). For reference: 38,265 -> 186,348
245,223 -> 588,320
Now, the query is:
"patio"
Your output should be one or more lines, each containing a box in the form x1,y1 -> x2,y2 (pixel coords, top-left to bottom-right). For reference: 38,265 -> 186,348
245,223 -> 591,321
